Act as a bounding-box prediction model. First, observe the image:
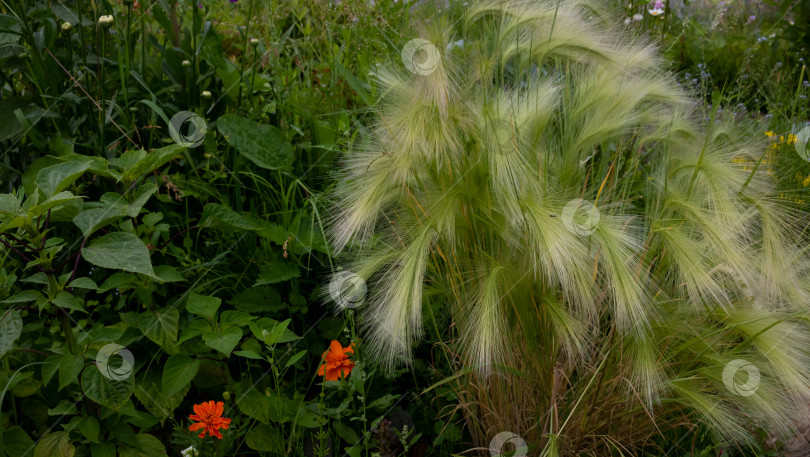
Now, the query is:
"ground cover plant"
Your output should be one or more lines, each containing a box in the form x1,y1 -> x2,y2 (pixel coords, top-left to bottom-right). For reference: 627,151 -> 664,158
0,0 -> 809,456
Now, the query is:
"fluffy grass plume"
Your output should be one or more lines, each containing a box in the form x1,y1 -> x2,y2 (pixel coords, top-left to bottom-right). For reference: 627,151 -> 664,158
326,0 -> 810,454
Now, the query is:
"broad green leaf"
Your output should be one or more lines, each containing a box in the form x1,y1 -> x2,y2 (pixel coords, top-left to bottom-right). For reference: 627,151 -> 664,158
284,350 -> 308,369
126,183 -> 158,217
199,203 -> 260,232
250,318 -> 300,345
3,426 -> 35,457
122,144 -> 186,183
233,350 -> 263,360
176,319 -> 211,345
0,194 -> 22,218
82,232 -> 157,278
245,424 -> 283,453
52,292 -> 87,313
154,265 -> 185,282
33,431 -> 74,457
58,354 -> 84,390
68,277 -> 99,290
220,310 -> 255,327
48,400 -> 78,416
254,259 -> 300,286
138,308 -> 179,351
186,293 -> 221,321
116,434 -> 167,457
35,161 -> 91,197
217,114 -> 293,170
0,310 -> 23,356
90,443 -> 115,457
30,191 -> 80,215
73,206 -> 126,238
42,355 -> 61,387
80,366 -> 134,410
134,371 -> 189,419
1,290 -> 45,303
78,416 -> 100,443
203,327 -> 242,356
161,354 -> 199,398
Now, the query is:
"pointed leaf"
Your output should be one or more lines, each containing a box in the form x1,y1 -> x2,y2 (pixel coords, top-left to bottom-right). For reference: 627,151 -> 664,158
81,232 -> 157,278
161,354 -> 199,398
217,114 -> 293,170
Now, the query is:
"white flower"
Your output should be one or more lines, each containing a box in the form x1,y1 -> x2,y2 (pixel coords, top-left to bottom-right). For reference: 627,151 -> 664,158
250,38 -> 260,46
624,17 -> 632,25
633,13 -> 643,21
181,60 -> 191,67
201,90 -> 212,99
61,22 -> 72,32
261,329 -> 270,338
180,447 -> 198,457
98,15 -> 114,27
648,0 -> 665,16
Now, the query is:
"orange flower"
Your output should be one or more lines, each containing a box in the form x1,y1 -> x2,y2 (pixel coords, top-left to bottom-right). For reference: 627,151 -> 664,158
188,401 -> 231,439
318,340 -> 355,381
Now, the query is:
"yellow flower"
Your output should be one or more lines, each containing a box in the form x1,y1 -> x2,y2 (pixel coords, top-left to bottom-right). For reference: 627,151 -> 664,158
765,131 -> 774,137
803,176 -> 810,187
787,134 -> 797,144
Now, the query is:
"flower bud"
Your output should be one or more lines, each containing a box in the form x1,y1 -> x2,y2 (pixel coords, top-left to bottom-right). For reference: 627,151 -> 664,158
61,22 -> 72,32
201,90 -> 212,99
250,38 -> 259,47
222,391 -> 231,400
182,59 -> 191,67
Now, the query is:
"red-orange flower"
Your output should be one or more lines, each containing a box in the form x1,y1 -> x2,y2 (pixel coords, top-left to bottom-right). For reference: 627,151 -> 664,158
188,401 -> 231,439
318,340 -> 355,381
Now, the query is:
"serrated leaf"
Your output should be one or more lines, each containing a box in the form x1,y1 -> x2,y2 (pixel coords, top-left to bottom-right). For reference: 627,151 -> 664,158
186,293 -> 220,321
35,161 -> 91,197
203,327 -> 242,356
0,194 -> 22,217
68,277 -> 99,290
33,431 -> 74,457
1,290 -> 45,303
52,291 -> 87,313
217,114 -> 293,170
161,354 -> 199,398
82,232 -> 157,278
0,310 -> 23,356
81,366 -> 134,410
